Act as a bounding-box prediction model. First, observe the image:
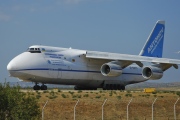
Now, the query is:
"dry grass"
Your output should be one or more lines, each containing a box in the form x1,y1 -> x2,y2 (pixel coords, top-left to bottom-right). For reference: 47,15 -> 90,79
26,90 -> 180,120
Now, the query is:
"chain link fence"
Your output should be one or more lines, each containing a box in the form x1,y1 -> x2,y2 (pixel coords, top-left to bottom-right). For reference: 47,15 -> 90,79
38,96 -> 180,120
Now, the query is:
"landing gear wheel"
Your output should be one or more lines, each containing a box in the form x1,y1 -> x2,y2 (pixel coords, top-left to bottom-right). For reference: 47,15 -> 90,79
33,85 -> 40,90
41,85 -> 47,90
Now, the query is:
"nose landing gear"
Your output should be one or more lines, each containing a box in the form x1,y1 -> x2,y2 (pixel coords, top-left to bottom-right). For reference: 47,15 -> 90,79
33,84 -> 40,90
33,83 -> 47,90
40,84 -> 47,90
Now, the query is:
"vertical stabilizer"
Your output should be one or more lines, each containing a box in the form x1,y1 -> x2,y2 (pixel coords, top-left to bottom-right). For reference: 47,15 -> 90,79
139,20 -> 165,58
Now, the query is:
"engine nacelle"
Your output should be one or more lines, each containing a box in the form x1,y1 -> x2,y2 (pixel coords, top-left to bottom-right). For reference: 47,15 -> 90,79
100,63 -> 122,77
142,66 -> 163,80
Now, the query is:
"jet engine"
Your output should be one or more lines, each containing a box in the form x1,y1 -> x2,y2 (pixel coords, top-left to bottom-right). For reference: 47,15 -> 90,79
142,66 -> 163,80
100,63 -> 122,77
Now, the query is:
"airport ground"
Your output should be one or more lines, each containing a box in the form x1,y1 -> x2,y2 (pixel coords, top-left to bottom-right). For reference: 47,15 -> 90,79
23,88 -> 180,120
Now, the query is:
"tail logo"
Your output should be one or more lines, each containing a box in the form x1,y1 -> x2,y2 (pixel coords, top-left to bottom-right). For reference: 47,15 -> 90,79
148,28 -> 164,54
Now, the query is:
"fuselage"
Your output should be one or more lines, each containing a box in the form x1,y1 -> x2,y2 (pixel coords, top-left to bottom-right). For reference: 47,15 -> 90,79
7,45 -> 147,88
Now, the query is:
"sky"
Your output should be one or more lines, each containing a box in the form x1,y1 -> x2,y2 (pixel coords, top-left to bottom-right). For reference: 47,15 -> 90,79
1,0 -> 180,83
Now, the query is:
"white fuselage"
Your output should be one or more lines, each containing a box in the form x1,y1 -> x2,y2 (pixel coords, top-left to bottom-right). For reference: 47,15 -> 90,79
7,45 -> 147,88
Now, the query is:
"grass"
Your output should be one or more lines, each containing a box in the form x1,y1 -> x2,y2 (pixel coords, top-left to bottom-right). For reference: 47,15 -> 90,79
22,89 -> 180,120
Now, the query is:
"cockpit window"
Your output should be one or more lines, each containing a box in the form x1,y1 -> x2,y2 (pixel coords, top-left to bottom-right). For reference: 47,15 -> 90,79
27,47 -> 41,53
30,48 -> 34,51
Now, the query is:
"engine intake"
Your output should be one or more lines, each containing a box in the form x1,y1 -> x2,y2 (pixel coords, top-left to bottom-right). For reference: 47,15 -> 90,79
101,63 -> 122,77
142,66 -> 163,80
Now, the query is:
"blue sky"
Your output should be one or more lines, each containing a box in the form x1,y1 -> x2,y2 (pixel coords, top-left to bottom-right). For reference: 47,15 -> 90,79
1,0 -> 180,83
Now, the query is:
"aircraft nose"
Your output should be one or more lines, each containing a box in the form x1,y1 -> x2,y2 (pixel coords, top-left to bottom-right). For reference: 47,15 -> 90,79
7,52 -> 27,73
7,52 -> 27,77
7,60 -> 16,71
7,59 -> 19,77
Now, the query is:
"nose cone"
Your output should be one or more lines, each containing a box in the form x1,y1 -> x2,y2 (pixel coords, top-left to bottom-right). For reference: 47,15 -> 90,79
7,57 -> 19,77
7,52 -> 26,77
7,60 -> 16,71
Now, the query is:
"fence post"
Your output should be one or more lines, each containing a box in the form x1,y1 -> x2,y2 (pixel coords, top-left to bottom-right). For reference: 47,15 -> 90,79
42,100 -> 48,120
127,98 -> 133,120
174,98 -> 179,120
152,98 -> 157,120
74,99 -> 79,120
102,99 -> 107,120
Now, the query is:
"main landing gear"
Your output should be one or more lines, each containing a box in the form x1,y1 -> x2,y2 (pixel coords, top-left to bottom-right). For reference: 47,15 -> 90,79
103,84 -> 125,90
33,83 -> 47,90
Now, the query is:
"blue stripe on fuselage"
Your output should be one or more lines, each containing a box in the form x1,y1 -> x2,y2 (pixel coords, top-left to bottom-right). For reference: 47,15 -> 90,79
10,68 -> 142,75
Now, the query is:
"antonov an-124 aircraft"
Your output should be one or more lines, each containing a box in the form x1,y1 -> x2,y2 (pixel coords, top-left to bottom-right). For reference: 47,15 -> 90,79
7,20 -> 180,90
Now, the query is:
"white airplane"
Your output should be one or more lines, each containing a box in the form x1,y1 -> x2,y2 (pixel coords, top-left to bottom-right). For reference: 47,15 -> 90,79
7,20 -> 180,90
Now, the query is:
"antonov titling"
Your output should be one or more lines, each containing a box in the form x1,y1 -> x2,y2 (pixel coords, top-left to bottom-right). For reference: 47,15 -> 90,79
7,20 -> 180,90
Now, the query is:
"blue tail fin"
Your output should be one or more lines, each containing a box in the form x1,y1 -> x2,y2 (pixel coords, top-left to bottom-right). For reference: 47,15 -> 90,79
139,20 -> 165,58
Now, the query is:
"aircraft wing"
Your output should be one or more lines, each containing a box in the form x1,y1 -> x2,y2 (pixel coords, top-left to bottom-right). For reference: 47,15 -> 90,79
86,51 -> 180,70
